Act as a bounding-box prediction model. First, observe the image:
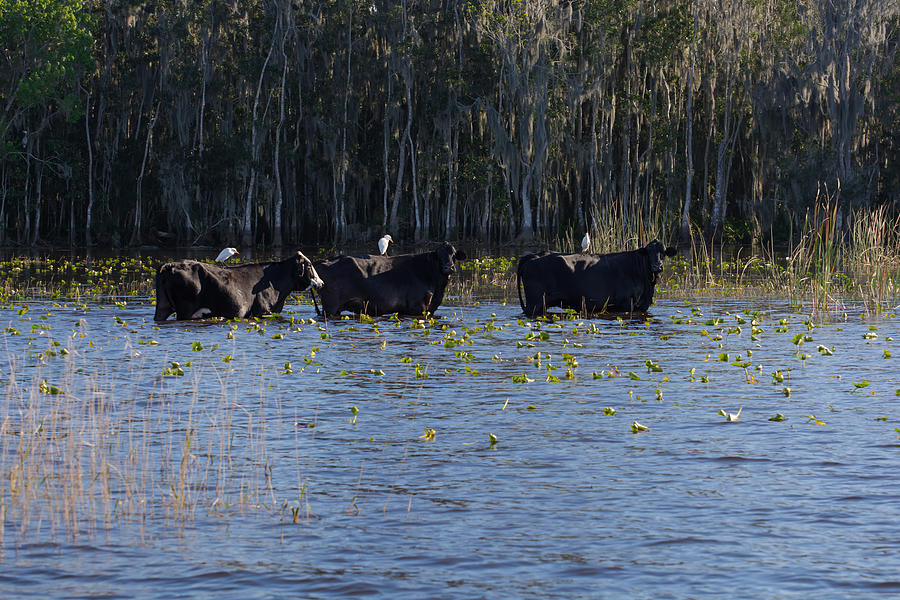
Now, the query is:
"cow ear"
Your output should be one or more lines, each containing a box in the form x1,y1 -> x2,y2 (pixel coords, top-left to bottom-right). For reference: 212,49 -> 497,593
454,250 -> 468,261
665,246 -> 677,257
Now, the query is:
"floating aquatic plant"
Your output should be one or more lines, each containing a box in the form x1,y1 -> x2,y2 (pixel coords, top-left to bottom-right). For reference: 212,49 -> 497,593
630,421 -> 649,433
38,380 -> 63,395
717,407 -> 742,422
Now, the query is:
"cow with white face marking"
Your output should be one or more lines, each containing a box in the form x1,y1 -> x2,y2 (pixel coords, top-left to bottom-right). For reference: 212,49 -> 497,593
517,240 -> 677,317
313,242 -> 468,317
154,251 -> 323,321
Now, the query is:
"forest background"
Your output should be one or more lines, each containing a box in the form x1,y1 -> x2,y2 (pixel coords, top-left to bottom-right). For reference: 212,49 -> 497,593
1,0 -> 898,250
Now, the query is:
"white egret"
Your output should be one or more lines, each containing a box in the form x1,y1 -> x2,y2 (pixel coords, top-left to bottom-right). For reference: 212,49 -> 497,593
377,234 -> 393,255
581,232 -> 590,253
215,247 -> 239,263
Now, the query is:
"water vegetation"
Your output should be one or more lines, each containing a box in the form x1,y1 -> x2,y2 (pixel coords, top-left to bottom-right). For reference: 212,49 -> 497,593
1,218 -> 900,549
2,288 -> 898,546
4,197 -> 898,312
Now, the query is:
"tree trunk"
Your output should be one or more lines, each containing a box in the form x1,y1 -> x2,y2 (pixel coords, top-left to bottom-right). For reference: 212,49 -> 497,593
679,1 -> 699,245
32,161 -> 43,244
389,71 -> 412,232
381,69 -> 392,229
0,168 -> 6,246
83,85 -> 94,246
131,108 -> 158,247
273,19 -> 289,249
410,128 -> 421,242
243,23 -> 277,248
444,122 -> 459,239
335,7 -> 353,243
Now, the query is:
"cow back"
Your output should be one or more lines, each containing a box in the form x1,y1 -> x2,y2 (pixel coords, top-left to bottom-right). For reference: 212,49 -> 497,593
517,246 -> 662,316
315,250 -> 452,316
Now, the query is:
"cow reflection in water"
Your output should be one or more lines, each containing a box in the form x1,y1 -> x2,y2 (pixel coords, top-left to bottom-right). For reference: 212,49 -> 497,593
154,251 -> 323,321
314,241 -> 467,317
516,240 -> 677,317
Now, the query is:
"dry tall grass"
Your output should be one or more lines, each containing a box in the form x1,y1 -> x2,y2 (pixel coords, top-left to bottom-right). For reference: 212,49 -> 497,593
662,189 -> 900,312
0,337 -> 298,546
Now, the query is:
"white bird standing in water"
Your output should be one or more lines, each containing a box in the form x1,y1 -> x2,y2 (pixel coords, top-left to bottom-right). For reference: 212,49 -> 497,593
581,232 -> 590,253
215,247 -> 239,263
378,235 -> 393,255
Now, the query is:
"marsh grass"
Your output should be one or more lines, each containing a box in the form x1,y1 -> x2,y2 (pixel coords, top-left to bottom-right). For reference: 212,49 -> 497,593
0,337 -> 294,546
663,197 -> 900,312
1,198 -> 898,314
557,197 -> 669,256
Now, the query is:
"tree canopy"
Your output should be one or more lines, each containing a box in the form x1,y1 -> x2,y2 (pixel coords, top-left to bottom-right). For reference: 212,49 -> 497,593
0,0 -> 897,249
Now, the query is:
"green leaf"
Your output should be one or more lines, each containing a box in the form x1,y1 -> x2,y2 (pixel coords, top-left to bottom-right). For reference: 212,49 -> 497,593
630,421 -> 649,433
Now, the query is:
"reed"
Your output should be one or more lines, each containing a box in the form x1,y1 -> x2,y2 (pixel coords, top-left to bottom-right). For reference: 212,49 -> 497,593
1,196 -> 898,313
553,195 -> 669,256
656,186 -> 900,311
845,204 -> 900,312
0,336 -> 292,546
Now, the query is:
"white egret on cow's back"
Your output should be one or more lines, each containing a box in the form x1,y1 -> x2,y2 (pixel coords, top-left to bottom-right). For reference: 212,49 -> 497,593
378,235 -> 393,255
581,233 -> 590,253
216,247 -> 239,263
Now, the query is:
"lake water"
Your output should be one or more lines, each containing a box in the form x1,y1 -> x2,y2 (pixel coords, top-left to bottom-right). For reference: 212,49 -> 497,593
1,291 -> 899,598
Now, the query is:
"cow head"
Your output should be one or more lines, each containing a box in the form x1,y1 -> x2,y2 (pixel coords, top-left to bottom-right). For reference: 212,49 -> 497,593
294,251 -> 324,290
434,242 -> 468,275
643,240 -> 678,274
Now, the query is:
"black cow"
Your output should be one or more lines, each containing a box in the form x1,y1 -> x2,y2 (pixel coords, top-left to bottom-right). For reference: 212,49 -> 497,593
517,240 -> 677,317
313,242 -> 468,317
154,251 -> 324,321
